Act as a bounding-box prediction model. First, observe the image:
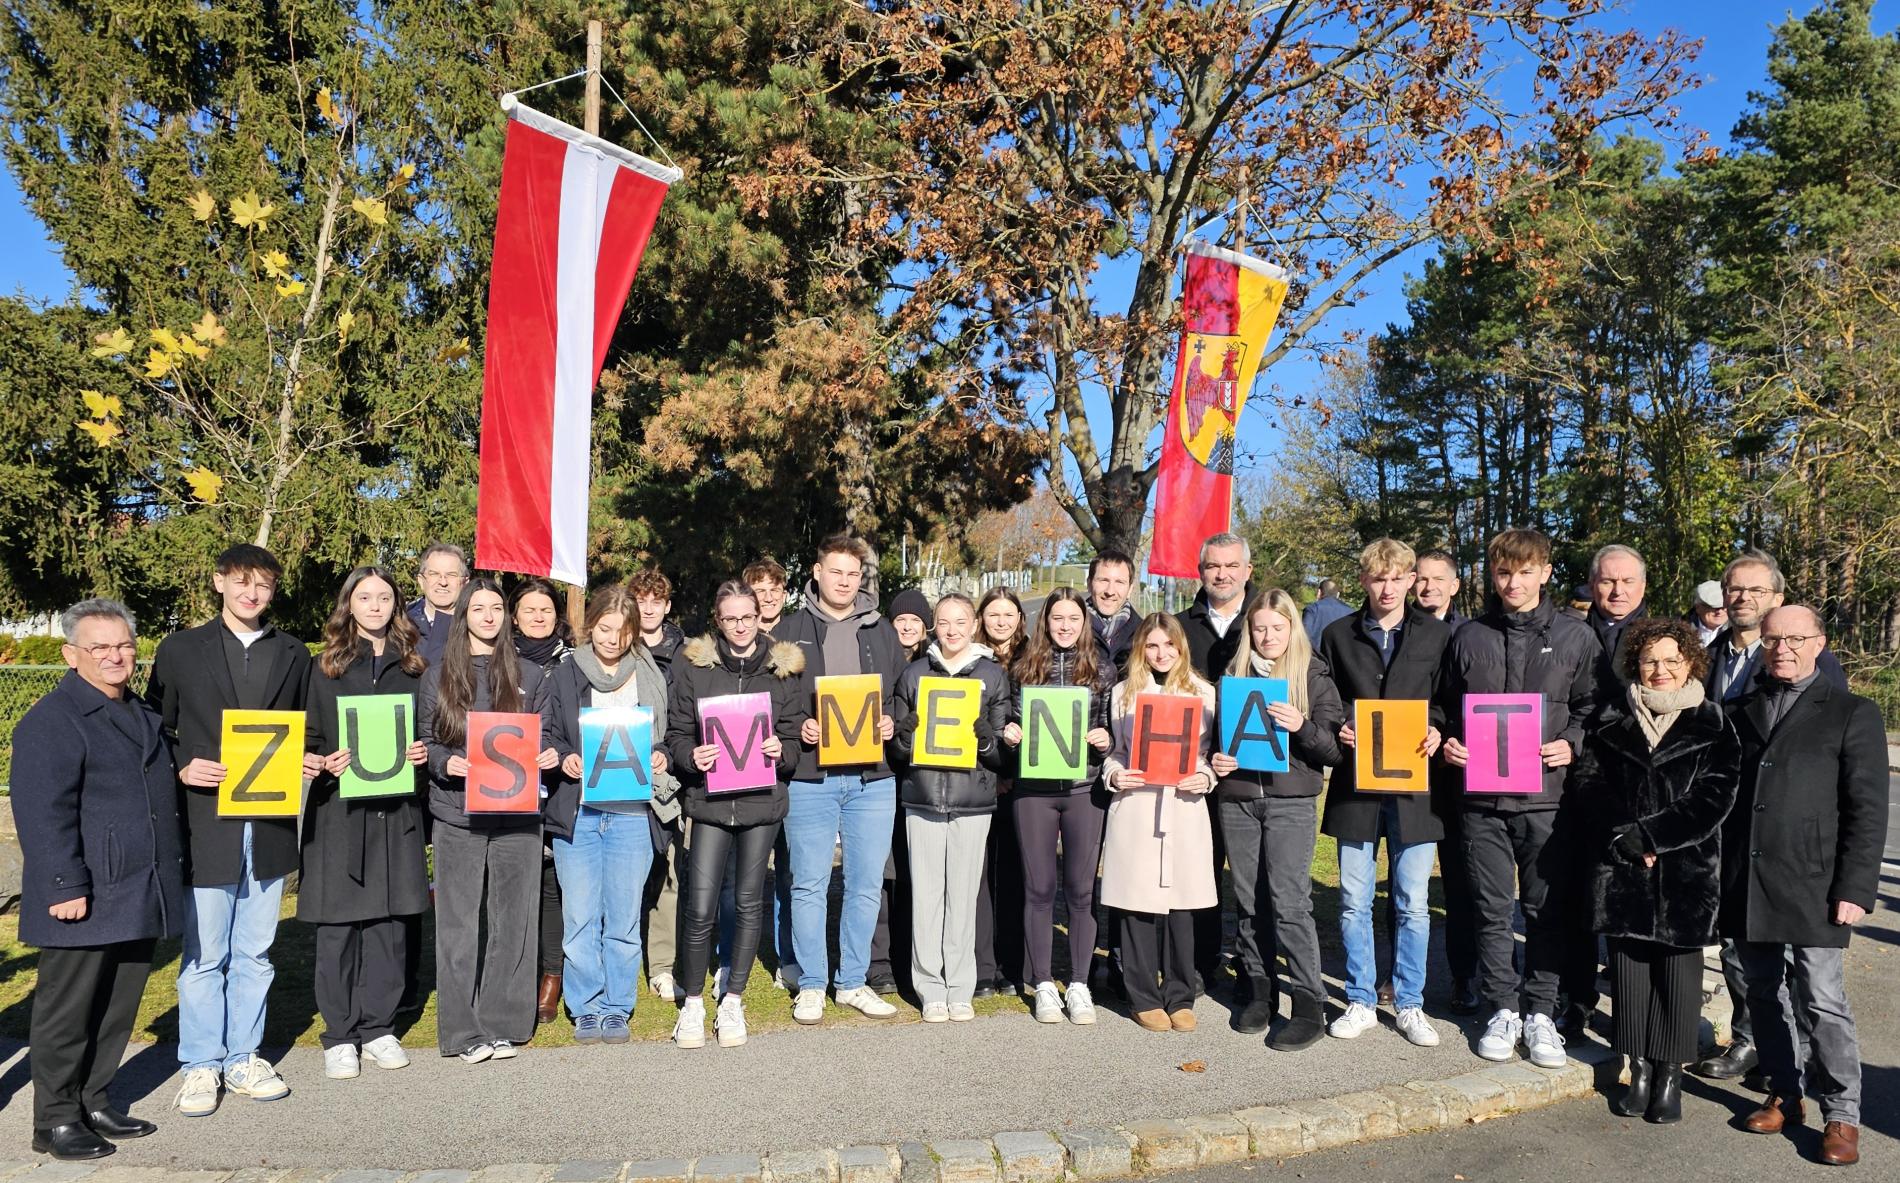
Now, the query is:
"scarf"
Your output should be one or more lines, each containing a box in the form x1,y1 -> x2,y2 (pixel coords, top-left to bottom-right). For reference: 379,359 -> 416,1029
1626,679 -> 1705,750
514,632 -> 566,670
1249,653 -> 1275,677
574,645 -> 637,694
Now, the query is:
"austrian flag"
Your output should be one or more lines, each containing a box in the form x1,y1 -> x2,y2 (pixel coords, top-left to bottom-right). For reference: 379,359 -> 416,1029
474,97 -> 681,585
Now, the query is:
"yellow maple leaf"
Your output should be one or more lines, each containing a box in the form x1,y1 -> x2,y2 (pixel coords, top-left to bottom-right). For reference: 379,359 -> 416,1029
351,196 -> 388,226
142,348 -> 176,380
149,328 -> 184,356
259,249 -> 291,280
438,336 -> 471,362
176,335 -> 210,360
188,189 -> 216,221
80,390 -> 122,419
190,310 -> 226,346
183,467 -> 224,503
89,327 -> 134,357
275,278 -> 306,299
77,419 -> 121,446
396,162 -> 416,182
336,310 -> 357,343
316,86 -> 342,125
230,190 -> 276,229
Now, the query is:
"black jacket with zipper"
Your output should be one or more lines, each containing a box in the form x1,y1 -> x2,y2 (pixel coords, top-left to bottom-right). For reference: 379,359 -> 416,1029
890,647 -> 1012,816
664,635 -> 808,828
1214,658 -> 1346,801
1009,644 -> 1115,797
776,591 -> 906,783
1318,604 -> 1452,843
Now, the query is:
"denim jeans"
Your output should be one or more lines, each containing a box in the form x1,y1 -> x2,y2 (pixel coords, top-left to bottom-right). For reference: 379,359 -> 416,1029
785,774 -> 896,992
1337,804 -> 1435,1011
552,806 -> 655,1020
178,823 -> 287,1072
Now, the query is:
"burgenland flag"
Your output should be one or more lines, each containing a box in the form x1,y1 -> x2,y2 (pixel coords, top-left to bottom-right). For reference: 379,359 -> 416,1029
475,97 -> 681,585
1146,242 -> 1289,578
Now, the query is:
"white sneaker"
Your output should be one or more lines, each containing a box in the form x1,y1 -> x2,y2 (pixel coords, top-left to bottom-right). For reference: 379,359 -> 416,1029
1328,1001 -> 1378,1039
361,1035 -> 409,1069
1523,1012 -> 1567,1068
323,1044 -> 360,1080
1396,1007 -> 1440,1047
489,1039 -> 518,1060
948,1002 -> 975,1023
1064,982 -> 1097,1026
223,1055 -> 290,1100
651,972 -> 681,1002
774,964 -> 800,991
793,988 -> 825,1025
921,1002 -> 951,1023
715,995 -> 747,1048
835,985 -> 898,1018
174,1067 -> 221,1117
1032,981 -> 1064,1024
1477,1009 -> 1523,1062
674,997 -> 707,1049
457,1043 -> 494,1064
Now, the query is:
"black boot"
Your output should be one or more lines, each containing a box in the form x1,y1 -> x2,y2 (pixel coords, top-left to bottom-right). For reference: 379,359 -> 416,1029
1646,1061 -> 1683,1124
1611,1057 -> 1653,1117
1268,992 -> 1325,1052
1233,978 -> 1278,1035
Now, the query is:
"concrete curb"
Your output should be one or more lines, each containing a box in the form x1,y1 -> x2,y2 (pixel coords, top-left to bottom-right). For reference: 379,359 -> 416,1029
0,1045 -> 1621,1183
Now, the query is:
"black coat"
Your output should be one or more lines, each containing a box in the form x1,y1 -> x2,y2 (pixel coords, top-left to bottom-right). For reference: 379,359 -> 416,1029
406,599 -> 453,667
645,621 -> 687,682
1440,596 -> 1598,812
147,619 -> 311,886
10,672 -> 184,948
890,648 -> 1012,816
299,644 -> 431,923
1176,584 -> 1253,681
1576,698 -> 1739,948
418,656 -> 553,831
1719,677 -> 1888,948
664,635 -> 808,828
1008,644 -> 1115,797
1585,601 -> 1647,707
776,593 -> 907,783
1214,659 -> 1346,801
1318,604 -> 1452,843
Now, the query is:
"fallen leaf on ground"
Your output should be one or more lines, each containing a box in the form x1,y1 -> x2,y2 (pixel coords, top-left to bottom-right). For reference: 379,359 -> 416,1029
1178,1060 -> 1206,1073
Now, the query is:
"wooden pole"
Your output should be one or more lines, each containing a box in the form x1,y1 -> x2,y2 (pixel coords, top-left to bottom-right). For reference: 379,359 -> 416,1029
565,18 -> 605,637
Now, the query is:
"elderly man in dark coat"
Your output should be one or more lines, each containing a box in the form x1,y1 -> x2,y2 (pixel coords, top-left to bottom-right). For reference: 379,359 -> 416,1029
11,599 -> 184,1160
1722,605 -> 1887,1167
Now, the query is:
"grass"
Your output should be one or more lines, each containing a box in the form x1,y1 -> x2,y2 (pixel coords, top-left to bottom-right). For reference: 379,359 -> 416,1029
0,835 -> 1438,1049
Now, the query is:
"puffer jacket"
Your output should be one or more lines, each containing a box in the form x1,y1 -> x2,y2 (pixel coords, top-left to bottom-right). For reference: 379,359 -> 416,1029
1010,643 -> 1116,797
664,634 -> 808,828
890,644 -> 1012,816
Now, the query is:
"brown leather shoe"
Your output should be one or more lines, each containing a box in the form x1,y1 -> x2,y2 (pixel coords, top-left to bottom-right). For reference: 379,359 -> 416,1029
1169,1008 -> 1198,1032
1134,1009 -> 1171,1032
1820,1122 -> 1860,1166
536,973 -> 562,1024
1743,1095 -> 1805,1134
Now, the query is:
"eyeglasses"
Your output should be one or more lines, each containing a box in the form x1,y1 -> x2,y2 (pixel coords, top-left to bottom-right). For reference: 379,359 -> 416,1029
1637,656 -> 1687,671
718,614 -> 759,627
1725,585 -> 1776,600
75,642 -> 138,659
1760,634 -> 1816,651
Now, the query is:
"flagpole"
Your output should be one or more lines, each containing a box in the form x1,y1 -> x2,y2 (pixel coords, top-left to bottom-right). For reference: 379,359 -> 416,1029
562,18 -> 605,638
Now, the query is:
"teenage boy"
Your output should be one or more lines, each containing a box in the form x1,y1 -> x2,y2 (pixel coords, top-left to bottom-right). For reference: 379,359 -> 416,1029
406,542 -> 467,665
1085,549 -> 1140,675
746,558 -> 791,635
1318,538 -> 1452,1048
629,570 -> 686,677
1441,528 -> 1597,1069
148,544 -> 312,1117
779,534 -> 907,1023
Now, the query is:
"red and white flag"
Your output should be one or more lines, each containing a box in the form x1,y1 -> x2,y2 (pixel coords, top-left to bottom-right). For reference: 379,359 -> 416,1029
475,97 -> 680,585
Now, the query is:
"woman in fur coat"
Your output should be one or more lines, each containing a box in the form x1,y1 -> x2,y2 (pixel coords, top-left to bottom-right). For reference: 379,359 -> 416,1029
1573,617 -> 1739,1125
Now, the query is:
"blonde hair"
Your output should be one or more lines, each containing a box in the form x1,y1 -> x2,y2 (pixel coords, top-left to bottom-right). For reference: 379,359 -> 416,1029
1224,588 -> 1312,714
1358,537 -> 1416,578
1122,612 -> 1209,698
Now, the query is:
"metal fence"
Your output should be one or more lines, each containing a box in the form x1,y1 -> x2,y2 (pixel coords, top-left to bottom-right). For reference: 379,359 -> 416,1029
0,664 -> 151,787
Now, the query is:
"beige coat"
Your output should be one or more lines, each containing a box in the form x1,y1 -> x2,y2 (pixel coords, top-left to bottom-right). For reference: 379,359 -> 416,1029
1100,675 -> 1218,914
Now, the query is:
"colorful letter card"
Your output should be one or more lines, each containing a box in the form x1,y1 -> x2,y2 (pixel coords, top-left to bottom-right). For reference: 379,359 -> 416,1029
1130,693 -> 1203,787
336,693 -> 415,800
1353,699 -> 1428,792
580,705 -> 654,804
699,692 -> 777,793
1020,685 -> 1089,780
1464,693 -> 1544,794
912,676 -> 982,770
217,709 -> 306,817
816,674 -> 883,766
464,710 -> 541,813
1219,677 -> 1290,773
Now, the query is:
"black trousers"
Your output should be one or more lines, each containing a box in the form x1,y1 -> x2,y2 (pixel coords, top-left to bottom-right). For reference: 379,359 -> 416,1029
315,917 -> 407,1049
31,940 -> 155,1127
680,820 -> 780,997
1016,793 -> 1106,986
1463,808 -> 1569,1017
1608,937 -> 1702,1063
975,793 -> 1024,987
1436,801 -> 1480,987
1121,909 -> 1196,1014
538,853 -> 564,976
1217,796 -> 1324,1002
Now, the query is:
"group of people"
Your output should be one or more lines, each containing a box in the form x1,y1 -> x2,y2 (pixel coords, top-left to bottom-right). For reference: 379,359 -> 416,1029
9,527 -> 1886,1169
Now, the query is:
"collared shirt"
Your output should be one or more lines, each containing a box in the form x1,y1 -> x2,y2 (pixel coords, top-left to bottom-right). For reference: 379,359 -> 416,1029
1206,602 -> 1240,639
1716,637 -> 1760,701
1359,613 -> 1403,669
1765,669 -> 1819,730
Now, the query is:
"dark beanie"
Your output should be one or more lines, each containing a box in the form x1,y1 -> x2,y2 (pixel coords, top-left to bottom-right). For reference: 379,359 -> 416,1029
890,588 -> 934,630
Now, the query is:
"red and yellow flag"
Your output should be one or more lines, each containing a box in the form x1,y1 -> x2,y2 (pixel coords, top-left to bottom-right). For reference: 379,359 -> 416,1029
1147,243 -> 1288,578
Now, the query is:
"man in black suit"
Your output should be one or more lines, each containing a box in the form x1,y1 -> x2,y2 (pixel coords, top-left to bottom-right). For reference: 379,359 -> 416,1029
12,599 -> 184,1159
147,544 -> 312,1118
1723,605 -> 1886,1167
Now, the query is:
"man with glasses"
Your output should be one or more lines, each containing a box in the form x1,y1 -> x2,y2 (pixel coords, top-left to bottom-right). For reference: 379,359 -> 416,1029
745,558 -> 791,635
1721,607 -> 1885,1167
407,543 -> 469,665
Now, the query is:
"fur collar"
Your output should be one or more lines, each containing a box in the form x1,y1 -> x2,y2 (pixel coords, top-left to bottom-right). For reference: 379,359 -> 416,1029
684,634 -> 806,679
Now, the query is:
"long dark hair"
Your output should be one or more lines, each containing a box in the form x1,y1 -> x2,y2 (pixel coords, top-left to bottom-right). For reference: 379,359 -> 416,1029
1012,586 -> 1101,688
434,577 -> 523,751
976,586 -> 1025,665
320,566 -> 426,679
